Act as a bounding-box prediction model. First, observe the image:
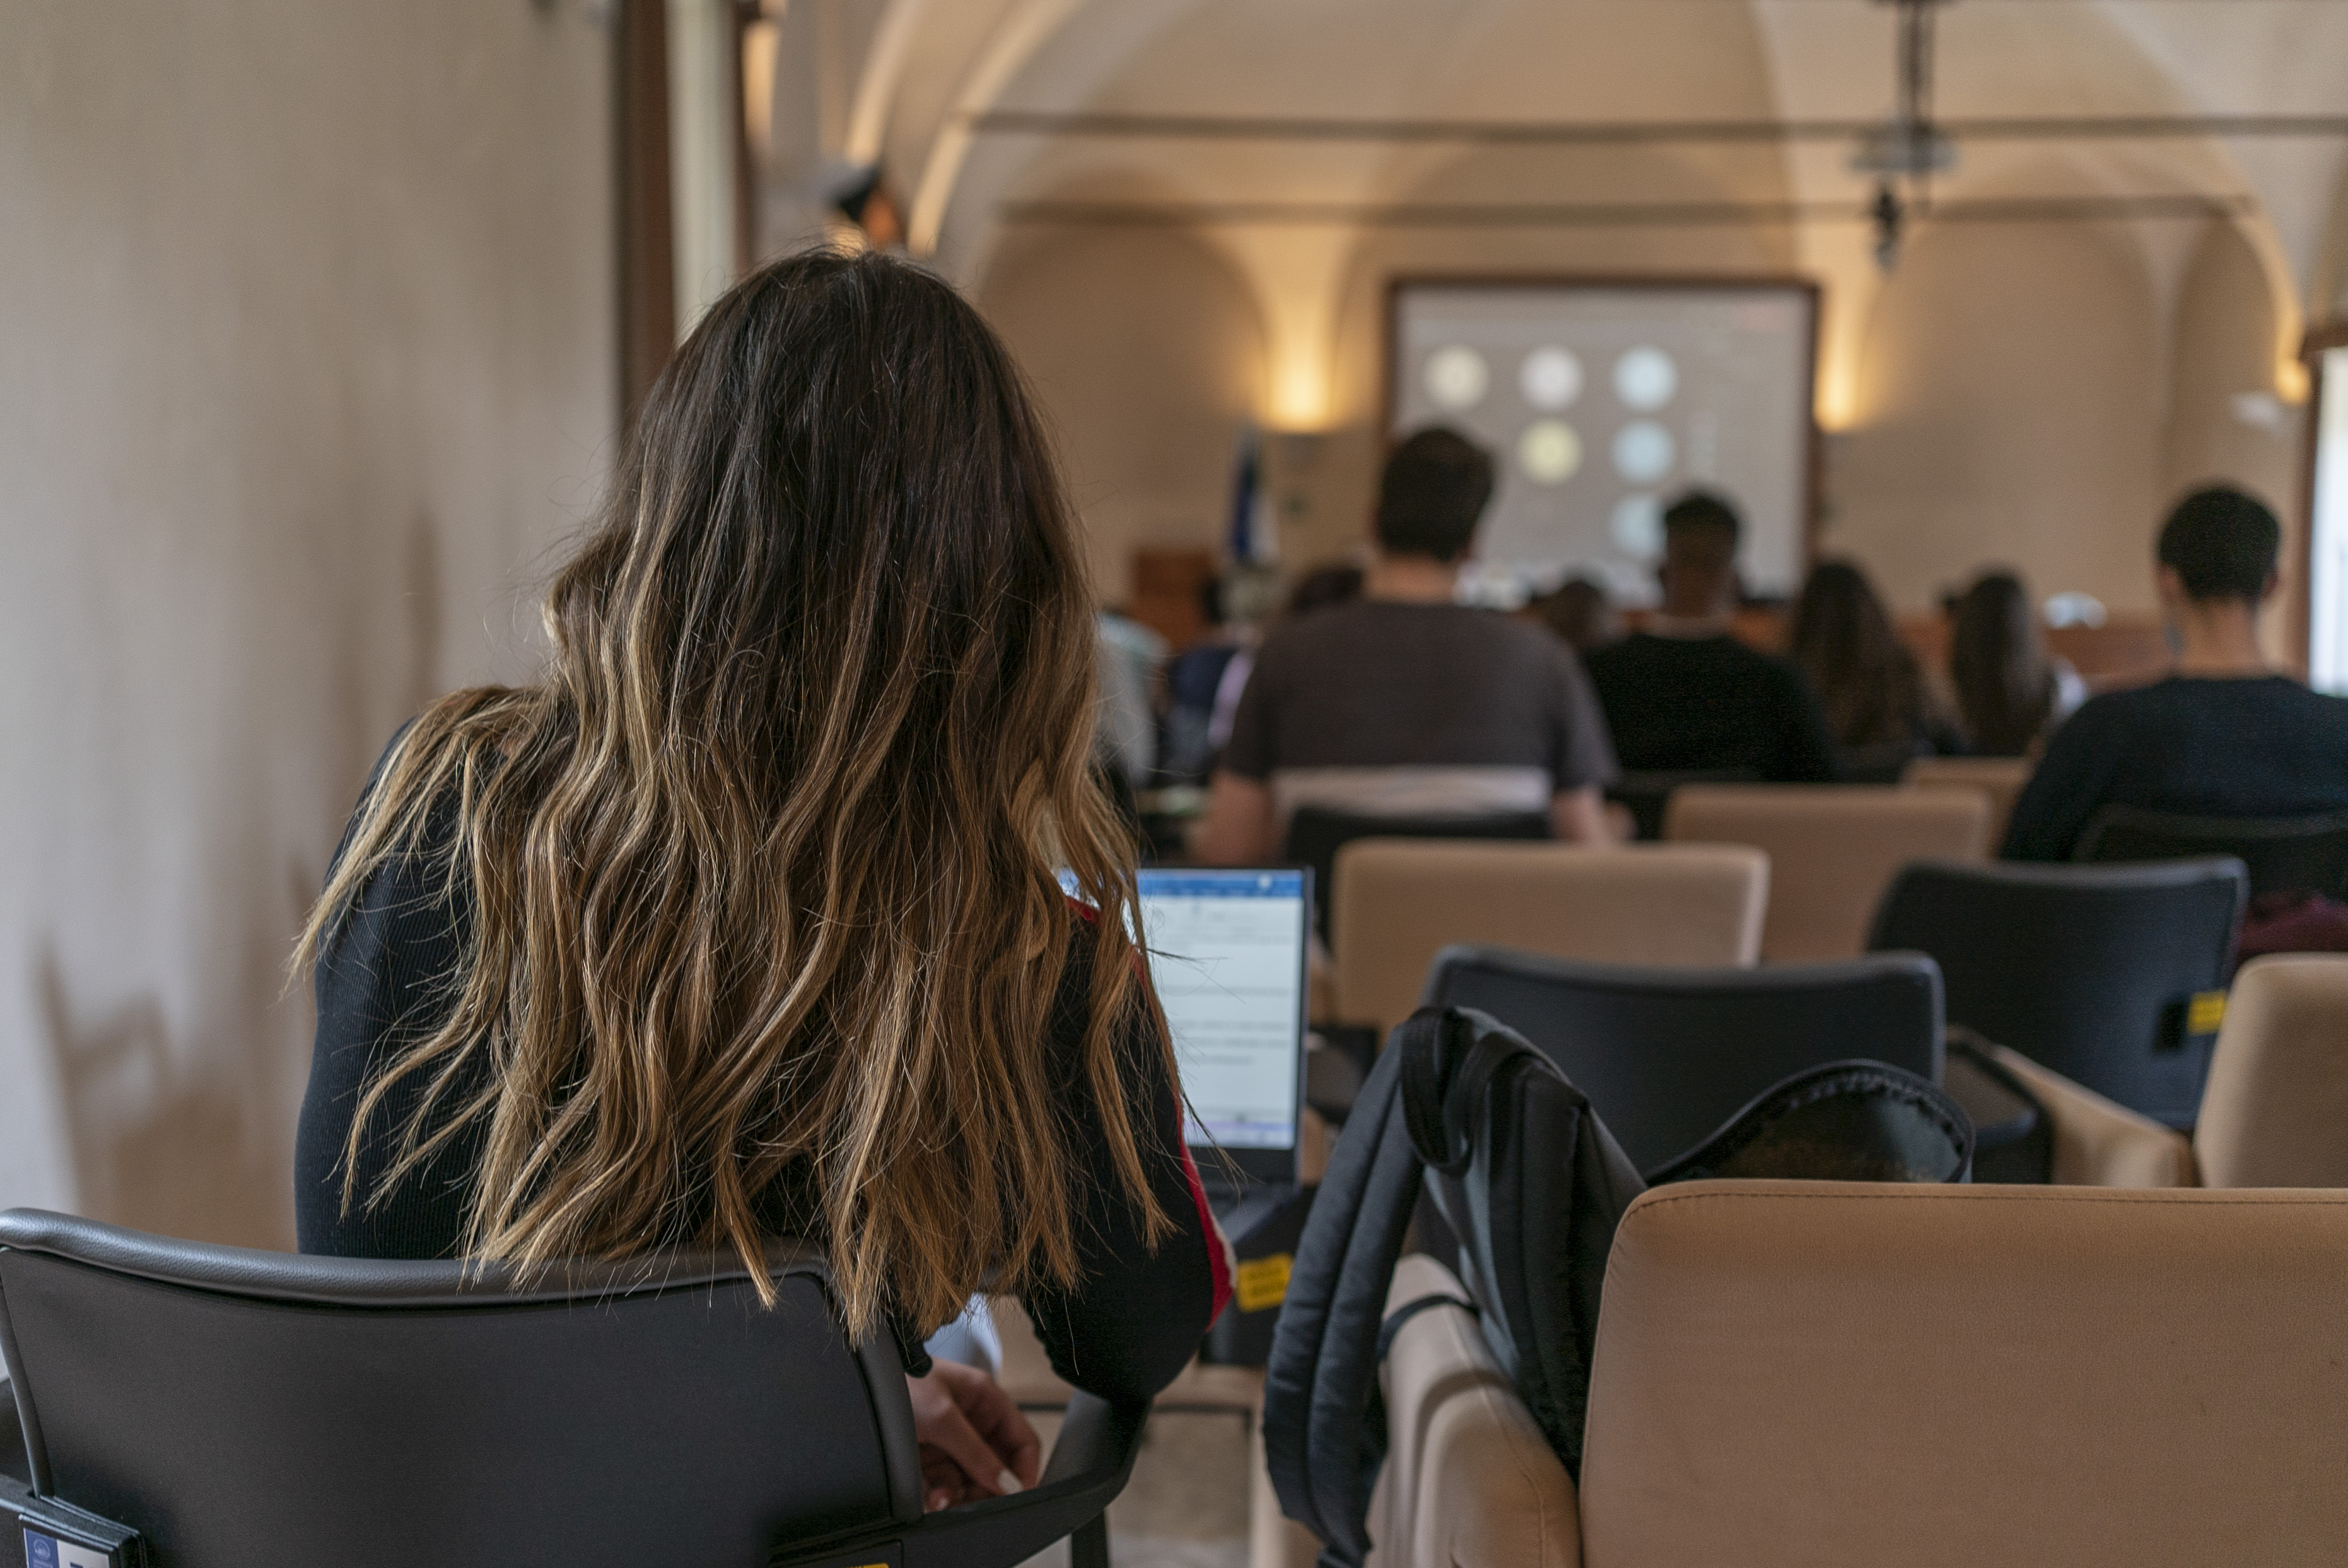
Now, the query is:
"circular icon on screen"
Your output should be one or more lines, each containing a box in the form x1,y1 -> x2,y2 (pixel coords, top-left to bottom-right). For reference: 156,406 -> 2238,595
1423,345 -> 1490,411
1519,347 -> 1584,410
1613,347 -> 1678,411
1611,493 -> 1665,558
1611,421 -> 1676,485
1517,420 -> 1583,485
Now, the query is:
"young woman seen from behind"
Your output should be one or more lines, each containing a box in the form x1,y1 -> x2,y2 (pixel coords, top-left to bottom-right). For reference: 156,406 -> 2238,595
1788,558 -> 1962,773
1948,569 -> 2086,756
294,250 -> 1230,1511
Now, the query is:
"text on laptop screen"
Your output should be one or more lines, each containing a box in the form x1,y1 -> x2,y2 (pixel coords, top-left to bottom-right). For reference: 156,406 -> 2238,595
1135,870 -> 1307,1150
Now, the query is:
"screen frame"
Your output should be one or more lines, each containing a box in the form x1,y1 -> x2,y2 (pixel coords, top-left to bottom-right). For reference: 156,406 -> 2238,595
1381,272 -> 1826,589
2296,319 -> 2348,682
1135,865 -> 1313,1190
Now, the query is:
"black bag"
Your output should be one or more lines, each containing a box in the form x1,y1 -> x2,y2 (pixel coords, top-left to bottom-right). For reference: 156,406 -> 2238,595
1939,1026 -> 2056,1185
1263,1005 -> 1972,1568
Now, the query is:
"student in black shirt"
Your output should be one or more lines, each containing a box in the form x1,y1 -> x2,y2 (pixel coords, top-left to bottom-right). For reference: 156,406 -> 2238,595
2006,485 -> 2348,860
1584,491 -> 1838,784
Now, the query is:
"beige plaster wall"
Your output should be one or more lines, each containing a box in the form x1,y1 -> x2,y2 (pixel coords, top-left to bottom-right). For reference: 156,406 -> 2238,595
2161,222 -> 2304,662
1826,219 -> 2168,617
977,223 -> 1268,602
0,2 -> 616,1244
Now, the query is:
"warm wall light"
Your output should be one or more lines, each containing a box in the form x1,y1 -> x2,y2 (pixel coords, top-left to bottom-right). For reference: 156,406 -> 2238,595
1267,349 -> 1333,431
2279,356 -> 2312,407
741,19 -> 779,153
1816,350 -> 1862,433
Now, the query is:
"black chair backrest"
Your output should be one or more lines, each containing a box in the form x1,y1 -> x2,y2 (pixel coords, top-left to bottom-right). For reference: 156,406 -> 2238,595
0,1210 -> 1142,1568
2077,804 -> 2348,899
1868,858 -> 2247,1128
1420,947 -> 1943,1173
1283,806 -> 1551,942
1605,768 -> 1758,841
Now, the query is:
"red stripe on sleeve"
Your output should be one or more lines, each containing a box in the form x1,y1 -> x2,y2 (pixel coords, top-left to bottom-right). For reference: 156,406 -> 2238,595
1179,1138 -> 1235,1319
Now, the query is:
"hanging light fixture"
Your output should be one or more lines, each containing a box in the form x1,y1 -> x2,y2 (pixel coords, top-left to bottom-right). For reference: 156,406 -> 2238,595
1851,0 -> 1958,269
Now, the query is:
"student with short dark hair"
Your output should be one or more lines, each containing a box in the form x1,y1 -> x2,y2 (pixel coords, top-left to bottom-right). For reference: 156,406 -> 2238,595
1527,575 -> 1621,656
1193,427 -> 1617,862
2004,485 -> 2348,860
1583,490 -> 1838,783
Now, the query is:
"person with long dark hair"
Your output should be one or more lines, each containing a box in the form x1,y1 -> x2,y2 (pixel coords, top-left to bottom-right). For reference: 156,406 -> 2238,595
294,250 -> 1229,1511
1948,570 -> 2082,756
1787,558 -> 1961,775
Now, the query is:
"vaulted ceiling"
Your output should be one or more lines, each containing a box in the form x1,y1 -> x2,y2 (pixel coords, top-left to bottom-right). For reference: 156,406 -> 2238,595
803,0 -> 2348,423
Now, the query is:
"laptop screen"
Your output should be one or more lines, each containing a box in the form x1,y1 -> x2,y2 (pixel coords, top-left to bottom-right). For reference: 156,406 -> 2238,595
1135,868 -> 1310,1181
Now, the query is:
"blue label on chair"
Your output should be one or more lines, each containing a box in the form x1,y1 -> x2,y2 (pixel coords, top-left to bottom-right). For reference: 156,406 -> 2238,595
23,1527 -> 59,1567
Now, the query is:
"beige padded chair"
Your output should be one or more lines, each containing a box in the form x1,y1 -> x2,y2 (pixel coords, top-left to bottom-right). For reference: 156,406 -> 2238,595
1902,755 -> 2032,846
1330,841 -> 1770,1037
1664,785 -> 1991,962
2196,953 -> 2348,1188
1367,1255 -> 1577,1568
1581,1182 -> 2348,1568
1979,1041 -> 2197,1186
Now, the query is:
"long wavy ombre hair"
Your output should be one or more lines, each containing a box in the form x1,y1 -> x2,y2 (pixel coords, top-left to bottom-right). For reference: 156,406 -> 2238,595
296,250 -> 1164,1336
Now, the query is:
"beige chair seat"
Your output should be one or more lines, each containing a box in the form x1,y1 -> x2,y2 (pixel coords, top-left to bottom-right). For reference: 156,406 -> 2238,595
1903,755 -> 2032,846
1953,953 -> 2348,1191
1665,784 -> 1990,962
2195,952 -> 2348,1187
1331,841 -> 1768,1038
1368,1255 -> 1579,1568
1581,1182 -> 2348,1567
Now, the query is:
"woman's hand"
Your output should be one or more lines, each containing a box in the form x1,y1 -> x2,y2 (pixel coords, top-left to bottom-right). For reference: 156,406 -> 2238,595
906,1360 -> 1043,1512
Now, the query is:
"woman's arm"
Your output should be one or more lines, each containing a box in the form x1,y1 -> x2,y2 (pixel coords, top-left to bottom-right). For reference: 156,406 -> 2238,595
1019,998 -> 1232,1403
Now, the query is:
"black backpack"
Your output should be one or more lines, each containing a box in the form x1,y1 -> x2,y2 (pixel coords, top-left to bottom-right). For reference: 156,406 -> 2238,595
1263,1005 -> 1972,1568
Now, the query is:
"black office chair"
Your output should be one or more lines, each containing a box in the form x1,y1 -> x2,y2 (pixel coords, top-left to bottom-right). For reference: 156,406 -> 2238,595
0,1208 -> 1144,1568
1605,768 -> 1758,841
1283,805 -> 1551,943
1869,858 -> 2247,1129
2077,804 -> 2348,899
1419,946 -> 1944,1173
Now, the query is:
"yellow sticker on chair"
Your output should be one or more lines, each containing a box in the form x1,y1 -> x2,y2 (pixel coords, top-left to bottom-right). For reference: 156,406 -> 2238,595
2188,991 -> 2228,1036
1234,1253 -> 1293,1313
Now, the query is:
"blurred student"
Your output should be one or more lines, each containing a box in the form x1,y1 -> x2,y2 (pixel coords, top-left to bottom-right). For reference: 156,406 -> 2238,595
1584,491 -> 1837,783
1096,607 -> 1165,792
1161,578 -> 1253,785
295,251 -> 1227,1512
1193,428 -> 1617,862
1788,559 -> 1963,776
1526,575 -> 1621,656
2004,486 -> 2348,860
1948,570 -> 2086,757
1284,562 -> 1365,619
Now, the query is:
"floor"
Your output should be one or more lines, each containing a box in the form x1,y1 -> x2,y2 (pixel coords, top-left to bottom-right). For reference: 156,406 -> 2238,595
1017,1407 -> 1254,1568
996,1297 -> 1264,1568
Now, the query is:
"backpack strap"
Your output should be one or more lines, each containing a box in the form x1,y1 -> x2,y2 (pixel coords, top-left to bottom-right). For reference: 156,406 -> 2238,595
1263,1009 -> 1444,1568
1373,1290 -> 1478,1364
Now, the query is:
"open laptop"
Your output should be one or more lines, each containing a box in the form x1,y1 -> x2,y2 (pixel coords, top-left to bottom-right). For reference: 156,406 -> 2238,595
1133,867 -> 1312,1211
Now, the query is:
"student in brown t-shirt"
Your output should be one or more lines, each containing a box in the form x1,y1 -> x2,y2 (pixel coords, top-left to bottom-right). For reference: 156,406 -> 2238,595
1194,428 -> 1618,865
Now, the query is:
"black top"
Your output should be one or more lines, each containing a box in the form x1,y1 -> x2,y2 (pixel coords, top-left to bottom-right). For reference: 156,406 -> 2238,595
296,739 -> 1228,1402
2003,674 -> 2348,862
1584,631 -> 1838,783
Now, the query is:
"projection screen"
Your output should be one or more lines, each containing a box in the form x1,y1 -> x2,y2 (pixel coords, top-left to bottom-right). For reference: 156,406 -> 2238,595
1387,279 -> 1818,605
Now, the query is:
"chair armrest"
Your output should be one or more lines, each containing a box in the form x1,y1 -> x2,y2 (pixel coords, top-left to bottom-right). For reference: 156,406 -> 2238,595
1990,1044 -> 2198,1187
773,1391 -> 1150,1568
